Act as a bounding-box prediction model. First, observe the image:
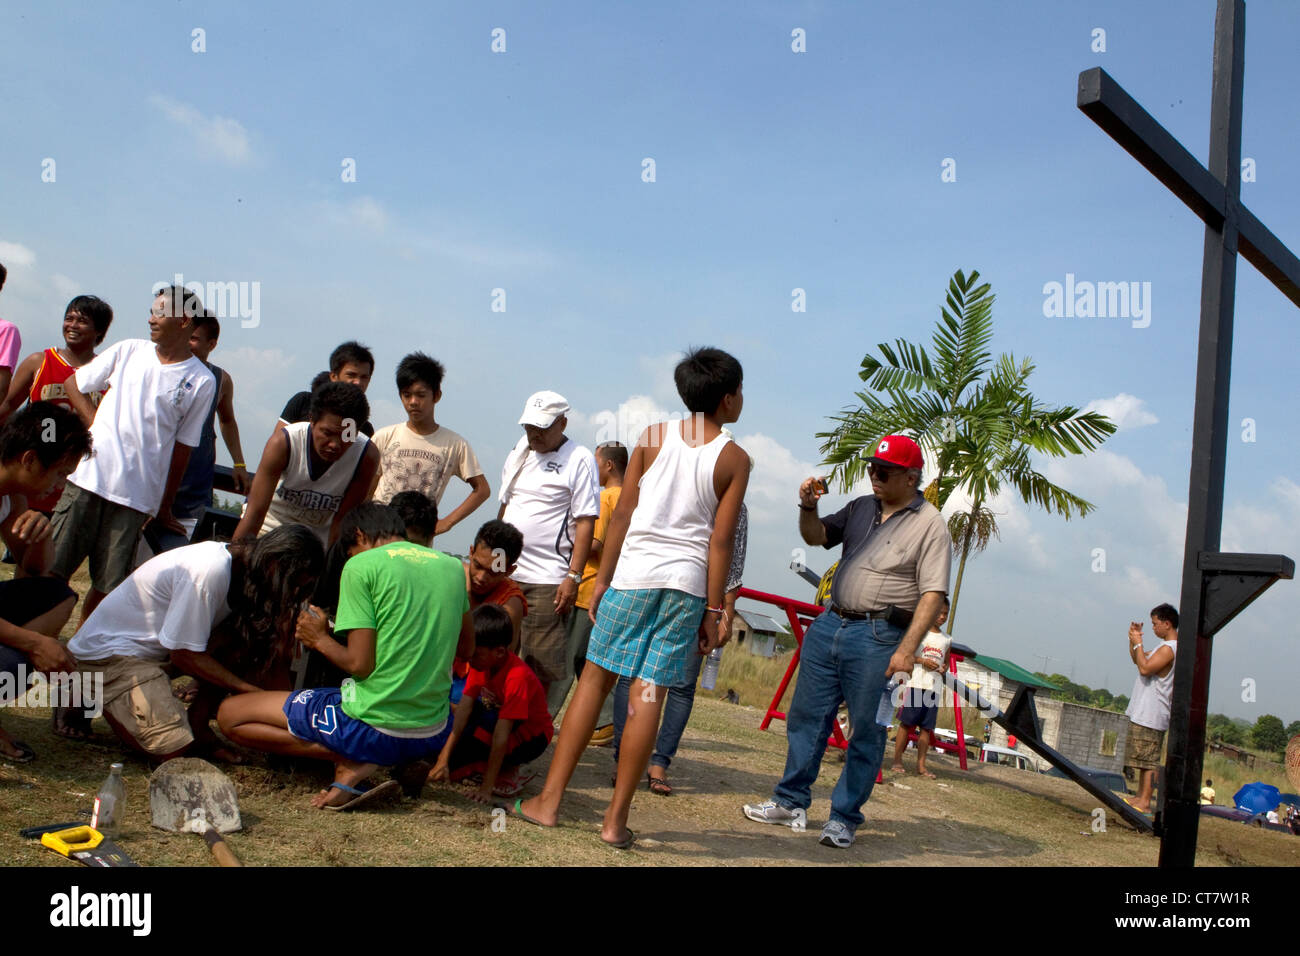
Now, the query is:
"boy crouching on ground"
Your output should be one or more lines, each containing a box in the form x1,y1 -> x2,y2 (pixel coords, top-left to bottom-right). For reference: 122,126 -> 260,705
218,502 -> 473,810
429,604 -> 553,801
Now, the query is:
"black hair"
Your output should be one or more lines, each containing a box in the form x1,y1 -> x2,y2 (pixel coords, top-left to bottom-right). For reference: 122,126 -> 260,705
64,295 -> 114,345
390,491 -> 438,542
153,284 -> 204,319
941,594 -> 950,608
396,351 -> 445,395
473,604 -> 513,649
0,262 -> 6,292
0,402 -> 92,467
309,381 -> 369,426
1151,603 -> 1179,630
596,441 -> 628,475
473,519 -> 524,566
223,526 -> 325,679
329,341 -> 375,375
191,311 -> 220,340
1205,779 -> 1212,786
674,346 -> 743,414
338,502 -> 407,552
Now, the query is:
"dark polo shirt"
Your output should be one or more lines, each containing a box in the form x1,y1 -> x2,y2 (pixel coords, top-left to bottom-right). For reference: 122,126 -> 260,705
821,491 -> 951,613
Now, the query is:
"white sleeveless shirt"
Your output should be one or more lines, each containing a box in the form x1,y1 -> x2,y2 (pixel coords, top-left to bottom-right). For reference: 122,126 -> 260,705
1125,639 -> 1178,731
612,422 -> 732,598
260,421 -> 369,545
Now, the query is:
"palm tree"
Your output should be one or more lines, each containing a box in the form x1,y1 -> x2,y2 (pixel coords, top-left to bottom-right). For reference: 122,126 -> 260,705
817,269 -> 1116,631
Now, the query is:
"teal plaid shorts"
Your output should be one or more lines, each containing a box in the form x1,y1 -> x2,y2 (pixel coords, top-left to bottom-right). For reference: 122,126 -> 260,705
586,587 -> 706,688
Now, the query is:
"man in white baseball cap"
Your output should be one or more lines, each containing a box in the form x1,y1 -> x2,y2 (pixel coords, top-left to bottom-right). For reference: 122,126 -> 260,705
499,391 -> 599,710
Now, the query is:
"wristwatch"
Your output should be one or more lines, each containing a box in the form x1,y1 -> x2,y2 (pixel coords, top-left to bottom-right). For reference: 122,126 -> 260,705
567,571 -> 583,584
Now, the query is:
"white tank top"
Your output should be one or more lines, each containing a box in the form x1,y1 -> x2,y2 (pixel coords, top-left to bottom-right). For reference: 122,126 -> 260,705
260,421 -> 369,545
1125,639 -> 1178,731
612,422 -> 732,598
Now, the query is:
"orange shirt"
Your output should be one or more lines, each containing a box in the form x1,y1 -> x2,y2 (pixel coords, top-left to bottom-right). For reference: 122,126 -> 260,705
577,485 -> 621,609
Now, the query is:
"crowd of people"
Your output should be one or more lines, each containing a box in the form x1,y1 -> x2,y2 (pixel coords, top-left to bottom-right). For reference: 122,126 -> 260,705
0,269 -> 1072,852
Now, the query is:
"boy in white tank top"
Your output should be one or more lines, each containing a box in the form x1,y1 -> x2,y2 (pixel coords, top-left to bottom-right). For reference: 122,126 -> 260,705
517,347 -> 749,849
234,382 -> 380,548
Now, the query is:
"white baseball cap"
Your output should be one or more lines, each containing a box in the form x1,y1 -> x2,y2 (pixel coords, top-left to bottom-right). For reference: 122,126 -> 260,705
518,390 -> 570,428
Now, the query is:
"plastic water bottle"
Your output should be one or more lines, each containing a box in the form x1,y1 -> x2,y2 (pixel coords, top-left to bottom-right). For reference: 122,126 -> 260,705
701,648 -> 723,690
91,762 -> 126,837
876,673 -> 906,727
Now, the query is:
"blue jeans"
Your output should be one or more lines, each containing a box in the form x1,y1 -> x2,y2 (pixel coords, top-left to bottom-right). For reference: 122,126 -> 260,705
611,646 -> 704,770
772,611 -> 901,830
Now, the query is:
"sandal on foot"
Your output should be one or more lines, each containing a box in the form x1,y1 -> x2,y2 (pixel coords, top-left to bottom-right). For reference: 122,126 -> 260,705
602,828 -> 635,849
647,773 -> 673,796
51,709 -> 93,742
510,797 -> 555,828
0,739 -> 35,764
322,778 -> 401,812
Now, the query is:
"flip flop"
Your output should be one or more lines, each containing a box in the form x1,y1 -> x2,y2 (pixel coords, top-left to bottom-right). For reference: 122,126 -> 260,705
322,778 -> 401,812
510,797 -> 555,828
51,710 -> 93,742
1122,796 -> 1154,817
0,739 -> 35,764
602,828 -> 635,850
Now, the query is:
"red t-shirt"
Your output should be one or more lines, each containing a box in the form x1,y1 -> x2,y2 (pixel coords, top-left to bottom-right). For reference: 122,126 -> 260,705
462,651 -> 553,751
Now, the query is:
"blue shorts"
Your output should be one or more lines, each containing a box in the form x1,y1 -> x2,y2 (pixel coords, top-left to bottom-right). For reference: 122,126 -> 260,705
898,687 -> 939,732
283,687 -> 450,766
586,587 -> 705,688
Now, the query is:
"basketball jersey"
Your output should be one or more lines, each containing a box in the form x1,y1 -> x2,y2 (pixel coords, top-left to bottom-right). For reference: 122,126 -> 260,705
259,421 -> 369,545
27,348 -> 106,513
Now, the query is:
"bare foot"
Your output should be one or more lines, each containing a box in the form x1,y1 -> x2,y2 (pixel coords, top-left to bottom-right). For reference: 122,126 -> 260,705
517,794 -> 559,827
917,768 -> 937,779
311,760 -> 379,809
890,763 -> 906,774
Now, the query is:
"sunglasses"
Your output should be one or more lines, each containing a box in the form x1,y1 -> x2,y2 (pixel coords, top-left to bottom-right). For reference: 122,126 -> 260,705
868,462 -> 902,480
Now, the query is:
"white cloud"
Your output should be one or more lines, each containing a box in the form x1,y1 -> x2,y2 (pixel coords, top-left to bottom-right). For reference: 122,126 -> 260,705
734,431 -> 820,508
149,94 -> 252,165
49,274 -> 80,300
1083,393 -> 1158,431
569,394 -> 673,449
0,241 -> 36,269
333,196 -> 389,234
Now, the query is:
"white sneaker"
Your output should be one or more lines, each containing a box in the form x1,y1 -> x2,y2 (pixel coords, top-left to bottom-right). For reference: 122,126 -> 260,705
742,800 -> 800,826
819,820 -> 854,848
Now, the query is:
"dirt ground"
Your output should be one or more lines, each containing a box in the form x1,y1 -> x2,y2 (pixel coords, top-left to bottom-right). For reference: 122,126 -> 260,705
3,695 -> 1297,868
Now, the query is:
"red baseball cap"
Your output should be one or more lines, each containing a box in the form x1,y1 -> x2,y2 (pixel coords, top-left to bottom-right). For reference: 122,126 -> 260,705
867,434 -> 923,470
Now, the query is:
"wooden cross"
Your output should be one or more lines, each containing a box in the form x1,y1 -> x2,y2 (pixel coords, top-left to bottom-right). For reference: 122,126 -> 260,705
1077,0 -> 1296,867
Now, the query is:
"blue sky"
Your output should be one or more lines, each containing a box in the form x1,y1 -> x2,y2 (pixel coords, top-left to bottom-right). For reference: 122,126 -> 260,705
1,1 -> 1296,724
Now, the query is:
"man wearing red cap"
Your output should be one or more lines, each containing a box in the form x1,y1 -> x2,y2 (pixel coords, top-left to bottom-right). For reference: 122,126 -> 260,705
743,434 -> 950,848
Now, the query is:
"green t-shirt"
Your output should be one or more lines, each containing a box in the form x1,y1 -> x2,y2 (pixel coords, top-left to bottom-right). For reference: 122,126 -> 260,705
334,542 -> 469,730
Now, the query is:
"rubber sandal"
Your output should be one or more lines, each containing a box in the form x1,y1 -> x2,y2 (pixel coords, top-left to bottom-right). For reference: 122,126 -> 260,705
0,739 -> 35,764
602,827 -> 635,849
322,778 -> 401,811
647,774 -> 673,796
510,797 -> 555,828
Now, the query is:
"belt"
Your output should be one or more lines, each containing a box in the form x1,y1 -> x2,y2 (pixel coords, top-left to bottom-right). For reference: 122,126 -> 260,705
829,605 -> 890,621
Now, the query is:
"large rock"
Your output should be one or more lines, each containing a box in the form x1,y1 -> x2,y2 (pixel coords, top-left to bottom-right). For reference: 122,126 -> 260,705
148,758 -> 242,834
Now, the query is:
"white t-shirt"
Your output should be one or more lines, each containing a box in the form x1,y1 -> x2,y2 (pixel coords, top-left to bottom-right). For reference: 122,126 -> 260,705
68,541 -> 233,662
69,340 -> 215,515
499,435 -> 600,584
907,630 -> 952,692
370,422 -> 482,505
